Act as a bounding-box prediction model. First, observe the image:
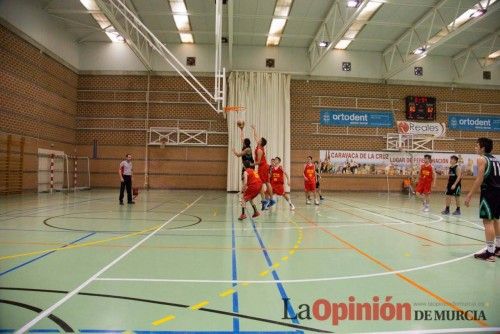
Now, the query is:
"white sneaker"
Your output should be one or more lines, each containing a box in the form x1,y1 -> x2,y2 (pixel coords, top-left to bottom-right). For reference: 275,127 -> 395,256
314,200 -> 320,205
423,205 -> 430,212
290,203 -> 295,210
306,200 -> 311,205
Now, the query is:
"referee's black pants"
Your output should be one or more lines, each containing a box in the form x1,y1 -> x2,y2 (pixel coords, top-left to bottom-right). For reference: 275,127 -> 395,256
119,175 -> 132,203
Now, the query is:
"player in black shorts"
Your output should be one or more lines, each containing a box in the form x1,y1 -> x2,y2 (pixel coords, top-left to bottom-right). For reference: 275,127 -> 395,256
314,161 -> 324,201
465,138 -> 500,262
441,155 -> 462,215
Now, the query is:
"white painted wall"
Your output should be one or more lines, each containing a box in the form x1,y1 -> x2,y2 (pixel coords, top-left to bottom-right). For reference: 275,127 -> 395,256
0,0 -> 79,69
78,42 -> 146,72
311,50 -> 383,80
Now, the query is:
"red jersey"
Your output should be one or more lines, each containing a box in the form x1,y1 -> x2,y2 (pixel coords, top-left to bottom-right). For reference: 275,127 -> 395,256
255,145 -> 268,168
419,163 -> 434,182
304,163 -> 316,182
246,168 -> 262,187
271,166 -> 284,185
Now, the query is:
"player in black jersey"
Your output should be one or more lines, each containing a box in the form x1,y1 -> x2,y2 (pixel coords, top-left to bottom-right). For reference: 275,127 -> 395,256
465,138 -> 500,262
441,155 -> 462,215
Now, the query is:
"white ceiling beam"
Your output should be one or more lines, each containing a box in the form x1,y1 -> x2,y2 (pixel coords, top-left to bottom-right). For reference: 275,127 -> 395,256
452,30 -> 500,79
382,0 -> 499,79
308,0 -> 373,72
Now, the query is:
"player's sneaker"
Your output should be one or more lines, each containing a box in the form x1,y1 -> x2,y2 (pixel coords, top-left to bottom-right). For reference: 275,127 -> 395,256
495,247 -> 500,258
238,214 -> 247,220
261,200 -> 269,210
452,209 -> 461,216
268,199 -> 276,208
473,250 -> 495,262
423,204 -> 430,212
289,203 -> 295,210
320,196 -> 324,200
441,208 -> 450,215
252,211 -> 260,218
314,200 -> 320,205
306,200 -> 311,205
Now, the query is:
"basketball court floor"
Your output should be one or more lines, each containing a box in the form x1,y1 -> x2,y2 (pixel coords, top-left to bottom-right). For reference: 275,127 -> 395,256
0,190 -> 498,333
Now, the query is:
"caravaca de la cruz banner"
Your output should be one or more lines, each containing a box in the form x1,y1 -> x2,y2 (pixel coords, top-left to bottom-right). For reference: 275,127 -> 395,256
319,150 -> 479,177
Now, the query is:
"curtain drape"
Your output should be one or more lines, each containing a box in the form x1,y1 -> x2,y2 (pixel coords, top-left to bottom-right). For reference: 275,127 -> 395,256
226,71 -> 291,192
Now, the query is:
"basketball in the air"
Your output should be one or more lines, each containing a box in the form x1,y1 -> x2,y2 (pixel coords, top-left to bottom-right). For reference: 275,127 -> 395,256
237,120 -> 245,129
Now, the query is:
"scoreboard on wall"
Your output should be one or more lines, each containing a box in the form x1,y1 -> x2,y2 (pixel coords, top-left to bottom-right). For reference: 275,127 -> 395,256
405,96 -> 436,120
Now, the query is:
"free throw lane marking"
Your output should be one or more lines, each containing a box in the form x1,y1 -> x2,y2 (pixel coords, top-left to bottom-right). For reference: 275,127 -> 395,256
190,301 -> 209,310
152,314 -> 175,326
219,289 -> 236,297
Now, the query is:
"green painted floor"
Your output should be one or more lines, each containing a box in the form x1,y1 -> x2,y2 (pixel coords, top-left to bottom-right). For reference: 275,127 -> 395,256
0,190 -> 499,334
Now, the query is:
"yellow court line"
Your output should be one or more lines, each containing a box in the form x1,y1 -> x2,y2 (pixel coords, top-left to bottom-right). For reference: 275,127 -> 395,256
152,314 -> 176,326
190,301 -> 209,310
281,256 -> 289,261
259,270 -> 269,276
241,282 -> 250,286
289,249 -> 296,255
219,288 -> 236,297
271,262 -> 280,269
0,224 -> 161,261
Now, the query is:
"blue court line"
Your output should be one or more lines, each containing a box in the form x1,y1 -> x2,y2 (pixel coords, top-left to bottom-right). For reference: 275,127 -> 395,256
0,232 -> 96,277
1,331 -> 300,334
250,220 -> 300,326
231,201 -> 240,332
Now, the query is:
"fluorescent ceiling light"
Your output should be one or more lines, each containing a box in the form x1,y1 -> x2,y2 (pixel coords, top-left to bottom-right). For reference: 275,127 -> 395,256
266,0 -> 294,46
169,0 -> 194,43
334,39 -> 352,50
413,46 -> 427,55
347,0 -> 360,8
488,50 -> 500,59
80,0 -> 124,42
319,41 -> 329,47
333,0 -> 382,50
411,0 -> 497,56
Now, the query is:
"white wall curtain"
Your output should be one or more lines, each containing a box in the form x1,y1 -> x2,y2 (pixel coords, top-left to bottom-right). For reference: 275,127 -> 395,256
227,71 -> 291,192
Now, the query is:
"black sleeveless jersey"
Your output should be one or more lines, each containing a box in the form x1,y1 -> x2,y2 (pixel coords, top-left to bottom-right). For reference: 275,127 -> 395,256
241,147 -> 254,168
447,165 -> 461,186
482,154 -> 500,191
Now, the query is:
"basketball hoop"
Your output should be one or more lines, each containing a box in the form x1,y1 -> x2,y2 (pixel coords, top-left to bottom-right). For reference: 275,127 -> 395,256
224,106 -> 245,113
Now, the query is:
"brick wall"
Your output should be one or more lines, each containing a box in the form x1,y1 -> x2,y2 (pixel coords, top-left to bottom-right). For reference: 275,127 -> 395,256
0,24 -> 78,191
76,75 -> 228,189
290,80 -> 500,191
2,23 -> 499,192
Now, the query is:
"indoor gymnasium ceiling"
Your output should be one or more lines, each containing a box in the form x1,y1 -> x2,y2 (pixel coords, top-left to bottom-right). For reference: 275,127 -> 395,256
40,0 -> 500,68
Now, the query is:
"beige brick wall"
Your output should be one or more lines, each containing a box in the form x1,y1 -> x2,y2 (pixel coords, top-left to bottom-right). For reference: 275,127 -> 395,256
0,25 -> 78,191
290,80 -> 500,191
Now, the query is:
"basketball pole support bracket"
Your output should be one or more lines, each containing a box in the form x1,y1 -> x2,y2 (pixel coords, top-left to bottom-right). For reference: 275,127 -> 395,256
94,0 -> 226,113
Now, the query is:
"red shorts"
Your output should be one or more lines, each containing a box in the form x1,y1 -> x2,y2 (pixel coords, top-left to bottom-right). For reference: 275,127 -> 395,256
258,164 -> 270,183
271,183 -> 285,196
304,181 -> 316,192
416,181 -> 432,194
243,184 -> 262,201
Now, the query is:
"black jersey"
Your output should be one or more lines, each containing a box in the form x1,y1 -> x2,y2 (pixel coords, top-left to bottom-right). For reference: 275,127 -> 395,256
241,147 -> 254,168
481,154 -> 500,191
447,165 -> 461,186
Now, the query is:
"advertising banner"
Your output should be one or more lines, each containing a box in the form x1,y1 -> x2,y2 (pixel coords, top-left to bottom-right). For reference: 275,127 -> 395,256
396,121 -> 446,137
320,109 -> 394,128
448,114 -> 500,132
319,150 -> 482,177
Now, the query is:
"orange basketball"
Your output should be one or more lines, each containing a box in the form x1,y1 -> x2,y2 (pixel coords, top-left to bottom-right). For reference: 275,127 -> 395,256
237,120 -> 245,129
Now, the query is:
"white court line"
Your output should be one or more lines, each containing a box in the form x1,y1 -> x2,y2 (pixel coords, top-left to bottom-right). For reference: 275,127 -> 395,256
95,248 -> 480,284
16,195 -> 203,334
354,327 -> 500,334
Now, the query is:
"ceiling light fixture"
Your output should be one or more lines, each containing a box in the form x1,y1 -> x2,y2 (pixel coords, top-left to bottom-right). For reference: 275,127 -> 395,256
266,0 -> 294,46
347,0 -> 361,8
169,0 -> 194,43
80,0 -> 125,42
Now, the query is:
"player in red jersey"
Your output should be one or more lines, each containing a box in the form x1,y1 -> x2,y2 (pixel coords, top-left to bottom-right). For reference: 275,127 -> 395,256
251,125 -> 275,210
416,154 -> 436,212
270,157 -> 295,210
239,160 -> 266,220
304,156 -> 319,205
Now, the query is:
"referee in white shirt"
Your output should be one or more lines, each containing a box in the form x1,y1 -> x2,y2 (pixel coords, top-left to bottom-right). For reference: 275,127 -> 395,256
119,154 -> 134,205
